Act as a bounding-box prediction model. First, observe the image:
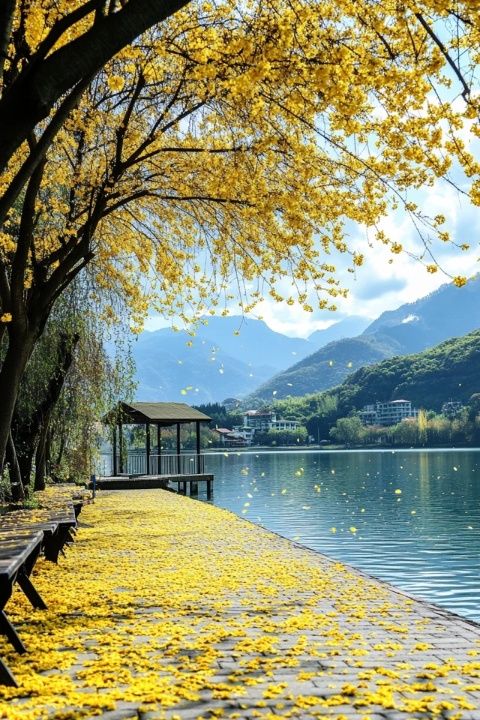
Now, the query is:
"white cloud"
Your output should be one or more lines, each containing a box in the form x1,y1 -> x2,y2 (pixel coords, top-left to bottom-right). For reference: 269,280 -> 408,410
144,177 -> 480,338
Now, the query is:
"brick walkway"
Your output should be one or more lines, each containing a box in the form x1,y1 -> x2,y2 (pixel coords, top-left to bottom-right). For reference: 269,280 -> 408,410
2,490 -> 480,719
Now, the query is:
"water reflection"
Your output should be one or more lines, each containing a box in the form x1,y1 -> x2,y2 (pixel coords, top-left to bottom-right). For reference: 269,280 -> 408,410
203,449 -> 480,621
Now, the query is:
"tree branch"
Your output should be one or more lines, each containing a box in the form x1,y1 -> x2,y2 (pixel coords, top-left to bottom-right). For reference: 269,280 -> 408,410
11,156 -> 46,317
0,71 -> 93,228
0,0 -> 192,172
0,0 -> 16,89
415,13 -> 471,100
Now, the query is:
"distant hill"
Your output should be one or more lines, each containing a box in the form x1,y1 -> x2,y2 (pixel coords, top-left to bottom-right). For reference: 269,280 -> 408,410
250,277 -> 480,400
247,335 -> 395,401
274,330 -> 480,437
186,316 -> 311,369
133,314 -> 375,403
308,315 -> 372,348
133,327 -> 270,403
333,330 -> 480,414
134,317 -> 316,403
363,277 -> 480,354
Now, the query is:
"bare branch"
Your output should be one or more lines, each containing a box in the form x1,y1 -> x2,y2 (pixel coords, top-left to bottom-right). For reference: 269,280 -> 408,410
415,13 -> 471,100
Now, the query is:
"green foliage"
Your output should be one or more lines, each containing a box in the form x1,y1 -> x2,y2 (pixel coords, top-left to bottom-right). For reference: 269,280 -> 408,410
328,408 -> 480,448
254,427 -> 309,446
273,394 -> 338,442
252,336 -> 389,401
270,331 -> 480,447
193,403 -> 243,429
329,416 -> 365,446
336,330 -> 480,414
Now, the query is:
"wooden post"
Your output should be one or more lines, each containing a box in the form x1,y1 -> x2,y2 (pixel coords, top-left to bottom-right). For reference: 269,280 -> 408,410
119,422 -> 124,474
176,423 -> 181,474
112,425 -> 117,476
195,420 -> 200,474
157,424 -> 161,474
146,422 -> 150,475
207,478 -> 213,500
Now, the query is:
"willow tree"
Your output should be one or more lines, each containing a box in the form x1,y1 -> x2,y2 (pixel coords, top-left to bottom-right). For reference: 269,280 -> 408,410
1,2 -> 480,472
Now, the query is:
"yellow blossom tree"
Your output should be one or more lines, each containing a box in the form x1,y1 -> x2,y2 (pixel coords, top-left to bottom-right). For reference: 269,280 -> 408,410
1,1 -> 480,475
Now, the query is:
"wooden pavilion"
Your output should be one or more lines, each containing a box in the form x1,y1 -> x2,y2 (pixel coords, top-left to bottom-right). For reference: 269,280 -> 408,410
102,402 -> 213,496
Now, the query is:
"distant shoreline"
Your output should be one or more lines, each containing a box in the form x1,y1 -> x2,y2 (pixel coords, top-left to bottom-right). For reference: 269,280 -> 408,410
205,444 -> 480,454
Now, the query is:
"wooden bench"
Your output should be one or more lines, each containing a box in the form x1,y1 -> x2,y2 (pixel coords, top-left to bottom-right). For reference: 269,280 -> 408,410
0,488 -> 88,686
0,530 -> 45,686
0,506 -> 77,562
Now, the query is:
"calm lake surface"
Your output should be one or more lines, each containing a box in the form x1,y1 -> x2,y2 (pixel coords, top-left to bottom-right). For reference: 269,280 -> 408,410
203,449 -> 480,621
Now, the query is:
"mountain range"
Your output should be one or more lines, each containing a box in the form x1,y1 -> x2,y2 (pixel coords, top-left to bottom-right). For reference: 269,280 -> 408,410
133,315 -> 370,402
133,277 -> 480,404
250,276 -> 480,401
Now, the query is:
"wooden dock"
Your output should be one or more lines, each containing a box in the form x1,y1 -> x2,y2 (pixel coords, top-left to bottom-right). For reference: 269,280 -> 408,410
94,474 -> 214,498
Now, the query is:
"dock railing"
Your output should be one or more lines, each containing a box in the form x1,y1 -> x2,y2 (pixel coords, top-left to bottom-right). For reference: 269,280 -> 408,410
99,451 -> 205,476
148,453 -> 205,475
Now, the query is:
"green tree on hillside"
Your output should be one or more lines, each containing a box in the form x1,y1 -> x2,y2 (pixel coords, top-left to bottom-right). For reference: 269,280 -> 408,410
329,416 -> 364,447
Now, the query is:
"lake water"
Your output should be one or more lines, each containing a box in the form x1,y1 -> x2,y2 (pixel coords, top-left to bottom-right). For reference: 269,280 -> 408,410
203,448 -> 480,622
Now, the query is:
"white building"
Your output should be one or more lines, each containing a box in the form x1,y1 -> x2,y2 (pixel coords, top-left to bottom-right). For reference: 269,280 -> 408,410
359,399 -> 419,426
233,409 -> 301,444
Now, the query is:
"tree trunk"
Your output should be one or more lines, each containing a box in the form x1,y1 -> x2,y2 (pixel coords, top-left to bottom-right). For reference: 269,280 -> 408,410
0,329 -> 36,478
16,444 -> 35,490
34,428 -> 47,491
6,431 -> 24,502
31,332 -> 79,490
55,429 -> 66,475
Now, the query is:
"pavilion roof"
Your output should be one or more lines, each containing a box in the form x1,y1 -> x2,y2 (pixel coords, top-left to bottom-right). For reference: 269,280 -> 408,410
109,402 -> 211,425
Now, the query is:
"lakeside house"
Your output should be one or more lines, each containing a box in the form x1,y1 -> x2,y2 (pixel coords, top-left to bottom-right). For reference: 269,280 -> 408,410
215,409 -> 301,446
359,399 -> 419,426
214,428 -> 249,447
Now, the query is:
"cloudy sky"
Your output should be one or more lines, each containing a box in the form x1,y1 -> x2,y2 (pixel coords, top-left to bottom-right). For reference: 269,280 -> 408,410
145,177 -> 480,338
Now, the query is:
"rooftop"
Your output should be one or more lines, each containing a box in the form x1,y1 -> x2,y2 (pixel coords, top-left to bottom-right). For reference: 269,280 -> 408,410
109,402 -> 212,425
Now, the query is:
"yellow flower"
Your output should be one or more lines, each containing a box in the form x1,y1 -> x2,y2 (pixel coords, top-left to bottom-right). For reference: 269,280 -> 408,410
107,75 -> 125,92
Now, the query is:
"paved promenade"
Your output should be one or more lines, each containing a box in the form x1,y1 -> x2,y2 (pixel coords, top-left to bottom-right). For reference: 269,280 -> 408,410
2,490 -> 480,719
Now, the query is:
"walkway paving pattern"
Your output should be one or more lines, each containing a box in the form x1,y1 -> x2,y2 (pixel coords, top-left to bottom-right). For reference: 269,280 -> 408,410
2,490 -> 480,719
